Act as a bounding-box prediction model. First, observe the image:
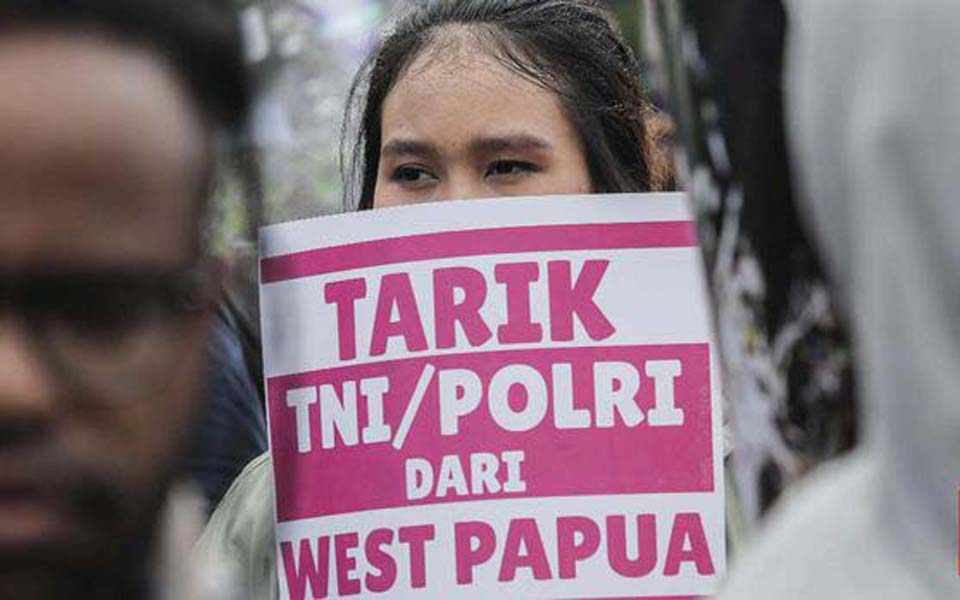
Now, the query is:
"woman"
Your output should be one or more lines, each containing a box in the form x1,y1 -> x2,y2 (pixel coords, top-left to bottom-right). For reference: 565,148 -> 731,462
196,1 -> 666,595
346,0 -> 665,210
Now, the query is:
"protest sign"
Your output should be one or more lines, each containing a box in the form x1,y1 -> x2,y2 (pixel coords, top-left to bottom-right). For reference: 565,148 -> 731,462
259,194 -> 724,599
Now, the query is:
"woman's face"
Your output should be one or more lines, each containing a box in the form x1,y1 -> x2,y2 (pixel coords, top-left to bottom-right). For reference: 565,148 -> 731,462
373,31 -> 591,208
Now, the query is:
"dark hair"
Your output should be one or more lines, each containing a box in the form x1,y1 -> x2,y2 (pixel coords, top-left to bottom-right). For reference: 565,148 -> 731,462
0,0 -> 250,135
344,0 -> 657,210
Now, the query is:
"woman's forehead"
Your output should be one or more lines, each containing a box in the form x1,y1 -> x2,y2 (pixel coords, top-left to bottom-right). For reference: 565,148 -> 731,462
400,24 -> 518,83
381,37 -> 573,152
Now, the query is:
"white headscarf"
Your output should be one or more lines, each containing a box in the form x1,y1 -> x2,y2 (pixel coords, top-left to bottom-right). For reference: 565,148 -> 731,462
720,0 -> 960,596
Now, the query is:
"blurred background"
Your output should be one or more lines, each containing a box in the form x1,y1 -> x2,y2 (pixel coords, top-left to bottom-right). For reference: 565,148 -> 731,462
211,0 -> 653,254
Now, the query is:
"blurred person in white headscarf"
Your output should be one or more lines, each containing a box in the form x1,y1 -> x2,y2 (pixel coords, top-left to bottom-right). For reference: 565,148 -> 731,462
721,0 -> 960,596
651,0 -> 960,596
719,0 -> 960,596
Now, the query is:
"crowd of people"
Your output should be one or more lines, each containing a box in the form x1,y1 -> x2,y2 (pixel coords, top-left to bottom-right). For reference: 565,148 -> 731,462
0,0 -> 956,598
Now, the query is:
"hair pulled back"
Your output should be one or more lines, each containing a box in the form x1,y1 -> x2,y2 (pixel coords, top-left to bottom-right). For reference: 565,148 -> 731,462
345,0 -> 657,210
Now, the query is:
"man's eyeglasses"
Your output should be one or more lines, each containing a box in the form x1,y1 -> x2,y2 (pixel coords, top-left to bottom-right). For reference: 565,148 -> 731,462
0,265 -> 220,403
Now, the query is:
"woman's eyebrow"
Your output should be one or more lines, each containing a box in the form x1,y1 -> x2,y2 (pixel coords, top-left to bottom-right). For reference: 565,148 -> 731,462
380,139 -> 439,160
469,134 -> 552,155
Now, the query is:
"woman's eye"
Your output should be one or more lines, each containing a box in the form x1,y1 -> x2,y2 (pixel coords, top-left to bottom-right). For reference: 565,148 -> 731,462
391,165 -> 438,186
486,160 -> 539,179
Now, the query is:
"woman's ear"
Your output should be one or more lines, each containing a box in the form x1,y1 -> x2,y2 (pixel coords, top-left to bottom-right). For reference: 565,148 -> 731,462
645,112 -> 678,192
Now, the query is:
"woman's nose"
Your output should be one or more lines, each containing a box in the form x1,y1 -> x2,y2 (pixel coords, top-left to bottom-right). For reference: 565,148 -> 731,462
441,171 -> 489,202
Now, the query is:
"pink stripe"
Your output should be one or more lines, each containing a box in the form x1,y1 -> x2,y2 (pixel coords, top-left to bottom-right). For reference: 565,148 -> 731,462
269,344 -> 713,521
261,221 -> 697,284
582,597 -> 702,600
577,597 -> 701,600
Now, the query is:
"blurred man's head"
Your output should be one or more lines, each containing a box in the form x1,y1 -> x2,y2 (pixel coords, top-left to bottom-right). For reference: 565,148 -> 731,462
0,1 -> 248,596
